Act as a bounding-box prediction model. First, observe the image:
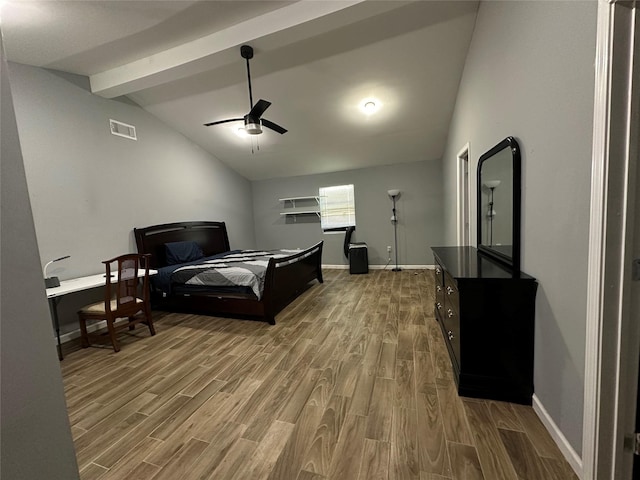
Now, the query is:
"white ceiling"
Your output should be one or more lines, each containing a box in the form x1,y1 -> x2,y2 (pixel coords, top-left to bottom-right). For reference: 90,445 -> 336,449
1,0 -> 478,181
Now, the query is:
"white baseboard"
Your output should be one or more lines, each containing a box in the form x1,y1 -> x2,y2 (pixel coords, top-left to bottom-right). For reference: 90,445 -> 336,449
532,394 -> 583,478
322,264 -> 433,270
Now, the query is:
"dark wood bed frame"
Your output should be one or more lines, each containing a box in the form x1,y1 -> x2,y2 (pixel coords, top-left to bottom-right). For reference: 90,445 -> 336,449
133,221 -> 323,325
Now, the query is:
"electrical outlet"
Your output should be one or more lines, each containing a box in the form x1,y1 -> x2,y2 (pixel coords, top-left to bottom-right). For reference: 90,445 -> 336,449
387,245 -> 392,252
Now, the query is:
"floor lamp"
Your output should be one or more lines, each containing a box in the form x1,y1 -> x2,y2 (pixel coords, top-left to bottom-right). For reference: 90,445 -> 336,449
483,180 -> 500,246
388,189 -> 401,272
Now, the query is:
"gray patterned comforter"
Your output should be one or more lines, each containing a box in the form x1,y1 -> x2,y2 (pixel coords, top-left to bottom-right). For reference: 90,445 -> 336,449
168,250 -> 300,300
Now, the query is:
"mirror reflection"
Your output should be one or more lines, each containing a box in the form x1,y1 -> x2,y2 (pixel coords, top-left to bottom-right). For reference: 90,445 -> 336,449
477,137 -> 521,271
479,147 -> 513,256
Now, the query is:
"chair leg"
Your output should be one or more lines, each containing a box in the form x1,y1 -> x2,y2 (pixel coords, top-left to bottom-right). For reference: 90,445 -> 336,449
146,310 -> 156,337
107,318 -> 120,353
141,302 -> 156,336
128,316 -> 136,331
78,315 -> 89,348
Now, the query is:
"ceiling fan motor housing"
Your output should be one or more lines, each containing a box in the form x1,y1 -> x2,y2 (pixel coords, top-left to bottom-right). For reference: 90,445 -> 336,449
244,114 -> 262,135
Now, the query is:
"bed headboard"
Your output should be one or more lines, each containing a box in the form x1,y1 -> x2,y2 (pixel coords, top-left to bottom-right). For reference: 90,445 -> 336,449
134,221 -> 231,268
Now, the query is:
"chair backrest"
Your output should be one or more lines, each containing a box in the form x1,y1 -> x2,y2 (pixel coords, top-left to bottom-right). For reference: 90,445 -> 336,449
103,253 -> 150,315
343,226 -> 355,258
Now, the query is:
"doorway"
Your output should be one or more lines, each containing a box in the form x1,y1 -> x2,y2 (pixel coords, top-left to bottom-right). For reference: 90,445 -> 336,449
457,143 -> 471,247
583,2 -> 640,478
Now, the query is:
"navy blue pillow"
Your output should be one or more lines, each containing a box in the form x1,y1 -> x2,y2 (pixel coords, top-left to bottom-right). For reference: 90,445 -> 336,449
165,241 -> 204,265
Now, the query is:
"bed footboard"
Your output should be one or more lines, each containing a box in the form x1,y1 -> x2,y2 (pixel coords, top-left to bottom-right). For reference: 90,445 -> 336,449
261,241 -> 324,324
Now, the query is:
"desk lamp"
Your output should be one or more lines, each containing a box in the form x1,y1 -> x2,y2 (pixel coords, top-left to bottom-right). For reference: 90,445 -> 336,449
44,255 -> 70,288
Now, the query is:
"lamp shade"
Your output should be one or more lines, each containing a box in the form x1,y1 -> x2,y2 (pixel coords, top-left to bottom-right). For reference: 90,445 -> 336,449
387,189 -> 401,197
483,180 -> 501,189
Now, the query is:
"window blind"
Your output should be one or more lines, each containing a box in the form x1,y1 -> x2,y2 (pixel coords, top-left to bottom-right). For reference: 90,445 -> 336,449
319,184 -> 356,231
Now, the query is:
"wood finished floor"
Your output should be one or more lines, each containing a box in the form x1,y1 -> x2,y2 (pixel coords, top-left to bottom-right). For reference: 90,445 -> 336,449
61,269 -> 578,480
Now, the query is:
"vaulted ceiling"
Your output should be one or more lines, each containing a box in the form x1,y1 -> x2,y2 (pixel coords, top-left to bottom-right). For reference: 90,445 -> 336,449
2,0 -> 478,180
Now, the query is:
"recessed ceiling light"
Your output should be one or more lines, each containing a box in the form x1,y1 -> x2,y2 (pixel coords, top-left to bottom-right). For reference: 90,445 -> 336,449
360,98 -> 381,115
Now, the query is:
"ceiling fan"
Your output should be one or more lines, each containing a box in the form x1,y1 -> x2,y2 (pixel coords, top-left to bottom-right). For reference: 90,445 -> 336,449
203,45 -> 287,135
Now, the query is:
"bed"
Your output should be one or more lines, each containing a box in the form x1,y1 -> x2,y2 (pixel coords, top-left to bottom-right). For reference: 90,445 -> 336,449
134,221 -> 323,325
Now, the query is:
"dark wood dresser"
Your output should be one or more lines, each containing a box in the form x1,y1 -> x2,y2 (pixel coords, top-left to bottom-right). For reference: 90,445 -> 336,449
432,246 -> 538,404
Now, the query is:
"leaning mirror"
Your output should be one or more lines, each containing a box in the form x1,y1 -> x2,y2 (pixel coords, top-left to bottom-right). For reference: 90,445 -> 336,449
477,136 -> 521,271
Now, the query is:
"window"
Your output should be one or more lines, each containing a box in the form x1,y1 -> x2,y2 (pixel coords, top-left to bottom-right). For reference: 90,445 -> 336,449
319,184 -> 356,232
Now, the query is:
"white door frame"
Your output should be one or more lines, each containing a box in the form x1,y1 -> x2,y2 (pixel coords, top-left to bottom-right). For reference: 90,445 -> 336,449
583,1 -> 640,478
456,143 -> 471,246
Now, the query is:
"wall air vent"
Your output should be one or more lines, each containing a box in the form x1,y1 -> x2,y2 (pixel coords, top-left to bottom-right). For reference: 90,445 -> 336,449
109,119 -> 137,140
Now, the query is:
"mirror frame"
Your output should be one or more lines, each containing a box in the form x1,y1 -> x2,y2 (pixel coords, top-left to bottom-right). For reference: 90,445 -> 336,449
476,136 -> 521,272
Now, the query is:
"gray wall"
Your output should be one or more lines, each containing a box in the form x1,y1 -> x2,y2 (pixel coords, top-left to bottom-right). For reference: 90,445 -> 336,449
252,160 -> 442,266
8,62 -> 256,332
1,37 -> 80,479
441,1 -> 596,455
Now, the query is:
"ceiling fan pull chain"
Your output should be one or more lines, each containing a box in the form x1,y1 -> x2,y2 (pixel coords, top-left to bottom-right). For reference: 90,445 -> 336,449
249,136 -> 260,155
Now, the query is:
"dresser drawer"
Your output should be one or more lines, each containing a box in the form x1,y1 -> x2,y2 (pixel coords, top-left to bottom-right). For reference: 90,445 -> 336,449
435,262 -> 444,285
436,262 -> 461,369
434,261 -> 445,319
442,304 -> 461,371
443,272 -> 459,312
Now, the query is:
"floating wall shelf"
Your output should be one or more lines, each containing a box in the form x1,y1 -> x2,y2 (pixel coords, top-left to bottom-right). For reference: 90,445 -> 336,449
280,196 -> 320,220
279,211 -> 320,217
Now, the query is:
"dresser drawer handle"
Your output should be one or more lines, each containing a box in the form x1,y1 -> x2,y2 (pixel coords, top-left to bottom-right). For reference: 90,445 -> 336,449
447,330 -> 454,340
447,308 -> 454,318
436,302 -> 443,310
436,285 -> 442,292
446,286 -> 454,295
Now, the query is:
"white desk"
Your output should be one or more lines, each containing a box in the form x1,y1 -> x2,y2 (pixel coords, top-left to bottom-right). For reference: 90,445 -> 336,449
46,270 -> 157,360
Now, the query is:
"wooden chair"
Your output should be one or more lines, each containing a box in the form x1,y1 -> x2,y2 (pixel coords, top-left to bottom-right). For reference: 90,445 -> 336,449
78,253 -> 155,352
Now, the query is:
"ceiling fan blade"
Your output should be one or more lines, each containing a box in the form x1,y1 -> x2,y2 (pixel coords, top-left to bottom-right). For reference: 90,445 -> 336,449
203,118 -> 243,127
262,118 -> 288,134
249,99 -> 271,118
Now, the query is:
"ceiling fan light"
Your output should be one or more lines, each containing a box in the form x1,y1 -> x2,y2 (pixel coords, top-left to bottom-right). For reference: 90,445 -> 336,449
235,127 -> 249,138
245,122 -> 262,135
